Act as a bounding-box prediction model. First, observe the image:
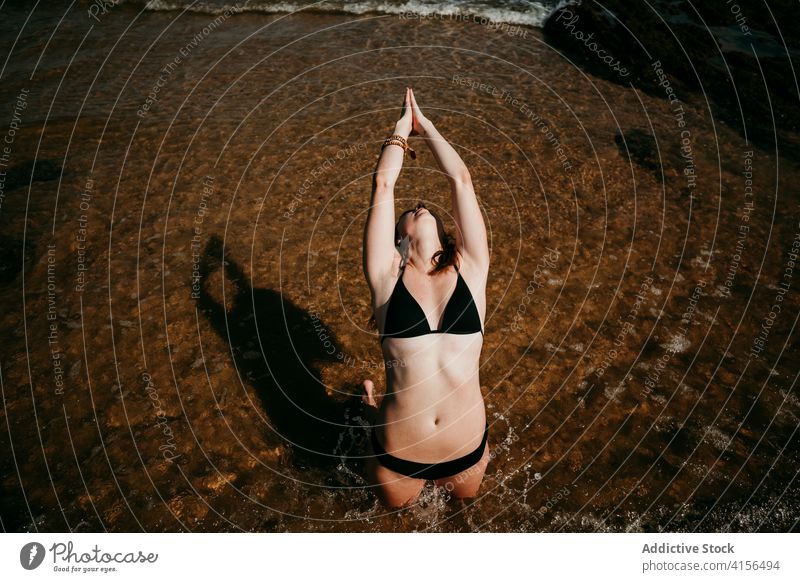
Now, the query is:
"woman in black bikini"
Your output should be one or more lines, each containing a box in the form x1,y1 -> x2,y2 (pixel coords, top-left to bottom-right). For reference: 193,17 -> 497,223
361,87 -> 491,508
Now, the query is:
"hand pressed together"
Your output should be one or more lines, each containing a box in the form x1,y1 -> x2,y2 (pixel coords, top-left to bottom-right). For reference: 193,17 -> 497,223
394,87 -> 433,138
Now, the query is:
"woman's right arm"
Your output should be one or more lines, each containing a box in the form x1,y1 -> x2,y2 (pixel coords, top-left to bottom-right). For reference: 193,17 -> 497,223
363,89 -> 413,292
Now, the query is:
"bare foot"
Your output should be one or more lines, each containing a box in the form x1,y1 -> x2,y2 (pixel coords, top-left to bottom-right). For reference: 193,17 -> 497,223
361,379 -> 377,407
361,379 -> 377,423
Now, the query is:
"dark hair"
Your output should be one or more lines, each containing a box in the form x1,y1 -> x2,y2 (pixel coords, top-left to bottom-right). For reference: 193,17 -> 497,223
394,204 -> 458,274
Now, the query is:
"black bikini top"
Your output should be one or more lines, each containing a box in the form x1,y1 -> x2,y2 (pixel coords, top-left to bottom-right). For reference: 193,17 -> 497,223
380,263 -> 484,343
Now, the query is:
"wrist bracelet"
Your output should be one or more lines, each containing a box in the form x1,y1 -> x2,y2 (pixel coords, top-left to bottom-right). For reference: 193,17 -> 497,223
382,134 -> 416,159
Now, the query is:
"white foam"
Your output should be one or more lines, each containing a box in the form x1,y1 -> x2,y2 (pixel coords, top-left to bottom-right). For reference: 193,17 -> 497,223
140,0 -> 559,27
662,333 -> 691,353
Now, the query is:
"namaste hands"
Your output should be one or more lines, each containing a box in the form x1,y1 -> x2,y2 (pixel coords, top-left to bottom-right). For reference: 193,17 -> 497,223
395,87 -> 432,138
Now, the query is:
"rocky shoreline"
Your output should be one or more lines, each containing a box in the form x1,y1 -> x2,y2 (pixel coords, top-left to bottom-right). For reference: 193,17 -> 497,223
543,0 -> 799,154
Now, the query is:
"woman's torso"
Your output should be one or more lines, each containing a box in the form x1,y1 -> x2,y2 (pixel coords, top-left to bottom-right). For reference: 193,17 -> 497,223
373,255 -> 487,462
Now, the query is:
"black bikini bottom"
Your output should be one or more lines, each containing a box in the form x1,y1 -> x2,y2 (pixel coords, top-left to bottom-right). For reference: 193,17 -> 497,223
370,422 -> 489,480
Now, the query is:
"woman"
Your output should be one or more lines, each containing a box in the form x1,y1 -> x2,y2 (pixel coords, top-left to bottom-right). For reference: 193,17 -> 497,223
361,87 -> 491,508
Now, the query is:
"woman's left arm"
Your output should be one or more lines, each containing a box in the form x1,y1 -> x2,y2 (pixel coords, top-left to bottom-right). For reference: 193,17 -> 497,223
410,90 -> 489,269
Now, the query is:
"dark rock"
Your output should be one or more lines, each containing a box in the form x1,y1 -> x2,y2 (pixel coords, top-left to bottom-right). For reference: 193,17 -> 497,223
0,236 -> 32,284
615,129 -> 662,174
3,159 -> 63,192
543,1 -> 800,155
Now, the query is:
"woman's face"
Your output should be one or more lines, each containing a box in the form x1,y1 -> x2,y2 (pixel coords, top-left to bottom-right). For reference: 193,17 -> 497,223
396,201 -> 439,245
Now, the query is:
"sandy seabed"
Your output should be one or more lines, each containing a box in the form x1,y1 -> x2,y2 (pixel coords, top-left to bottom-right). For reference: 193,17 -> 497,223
0,3 -> 798,532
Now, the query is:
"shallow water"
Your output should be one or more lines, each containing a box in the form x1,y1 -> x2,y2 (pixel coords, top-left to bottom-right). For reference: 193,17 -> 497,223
0,2 -> 798,532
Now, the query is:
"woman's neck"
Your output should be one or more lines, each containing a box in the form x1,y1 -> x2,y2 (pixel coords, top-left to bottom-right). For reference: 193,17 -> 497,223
404,237 -> 443,275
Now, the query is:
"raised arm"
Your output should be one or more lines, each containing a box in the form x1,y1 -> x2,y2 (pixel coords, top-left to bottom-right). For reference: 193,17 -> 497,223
363,88 -> 414,292
409,89 -> 489,269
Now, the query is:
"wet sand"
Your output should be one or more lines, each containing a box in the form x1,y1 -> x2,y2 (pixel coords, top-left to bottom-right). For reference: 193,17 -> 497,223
0,3 -> 798,532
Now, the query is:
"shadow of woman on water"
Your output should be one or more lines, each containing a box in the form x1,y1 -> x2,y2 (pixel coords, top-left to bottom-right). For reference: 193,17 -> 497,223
195,234 -> 371,482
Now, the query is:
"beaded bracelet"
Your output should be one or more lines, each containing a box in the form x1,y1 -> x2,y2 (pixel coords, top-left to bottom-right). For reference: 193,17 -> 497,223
382,134 -> 416,159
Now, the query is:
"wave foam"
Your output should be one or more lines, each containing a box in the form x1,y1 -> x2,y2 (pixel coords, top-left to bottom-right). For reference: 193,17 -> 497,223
139,0 -> 560,27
